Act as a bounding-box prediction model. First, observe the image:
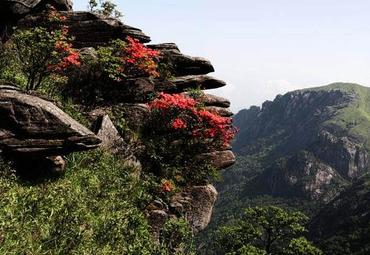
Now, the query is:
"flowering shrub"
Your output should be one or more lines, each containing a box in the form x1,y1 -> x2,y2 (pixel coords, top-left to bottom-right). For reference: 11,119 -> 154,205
149,93 -> 235,148
3,6 -> 80,91
142,93 -> 236,186
161,179 -> 175,193
95,37 -> 160,82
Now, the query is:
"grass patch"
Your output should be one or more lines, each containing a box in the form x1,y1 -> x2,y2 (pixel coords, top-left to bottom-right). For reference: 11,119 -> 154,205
0,150 -> 158,255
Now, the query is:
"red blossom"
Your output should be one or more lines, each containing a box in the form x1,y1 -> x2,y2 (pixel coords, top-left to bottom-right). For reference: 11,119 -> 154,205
119,36 -> 160,78
172,118 -> 187,129
150,93 -> 197,110
149,93 -> 236,148
161,180 -> 174,193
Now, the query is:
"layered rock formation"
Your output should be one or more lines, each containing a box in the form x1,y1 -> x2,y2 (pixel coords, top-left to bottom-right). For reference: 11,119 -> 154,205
0,85 -> 101,175
0,86 -> 101,155
0,0 -> 235,237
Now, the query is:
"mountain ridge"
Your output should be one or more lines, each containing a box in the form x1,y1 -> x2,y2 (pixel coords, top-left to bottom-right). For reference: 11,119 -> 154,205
200,82 -> 370,254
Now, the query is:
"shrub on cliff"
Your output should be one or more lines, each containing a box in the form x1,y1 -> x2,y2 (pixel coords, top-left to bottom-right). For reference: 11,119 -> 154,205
94,37 -> 160,81
142,92 -> 236,188
0,7 -> 80,91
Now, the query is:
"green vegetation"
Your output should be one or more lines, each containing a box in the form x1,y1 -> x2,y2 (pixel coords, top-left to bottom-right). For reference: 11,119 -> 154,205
305,83 -> 370,150
89,0 -> 122,18
310,174 -> 370,255
0,7 -> 80,91
0,150 -> 154,254
0,151 -> 195,254
212,206 -> 322,255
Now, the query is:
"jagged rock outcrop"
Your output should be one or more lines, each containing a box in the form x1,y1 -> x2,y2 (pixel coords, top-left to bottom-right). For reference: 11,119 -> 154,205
170,185 -> 218,233
248,151 -> 347,202
196,93 -> 231,108
199,151 -> 236,170
311,130 -> 369,180
155,75 -> 226,93
226,83 -> 370,203
93,115 -> 124,155
0,0 -> 235,237
17,11 -> 151,48
0,86 -> 101,155
149,43 -> 214,76
0,0 -> 72,21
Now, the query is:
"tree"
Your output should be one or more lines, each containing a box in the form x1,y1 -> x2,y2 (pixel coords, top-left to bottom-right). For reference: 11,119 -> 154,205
2,7 -> 80,91
214,206 -> 322,255
88,0 -> 122,18
283,237 -> 323,255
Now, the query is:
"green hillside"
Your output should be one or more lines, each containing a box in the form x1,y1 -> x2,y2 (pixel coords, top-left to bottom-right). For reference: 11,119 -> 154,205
200,83 -> 370,254
304,83 -> 370,149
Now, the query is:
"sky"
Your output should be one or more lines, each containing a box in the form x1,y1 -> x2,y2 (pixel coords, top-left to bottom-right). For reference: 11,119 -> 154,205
73,0 -> 370,112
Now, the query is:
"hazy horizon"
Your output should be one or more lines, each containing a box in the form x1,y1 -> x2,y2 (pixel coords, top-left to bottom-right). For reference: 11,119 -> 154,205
73,0 -> 370,112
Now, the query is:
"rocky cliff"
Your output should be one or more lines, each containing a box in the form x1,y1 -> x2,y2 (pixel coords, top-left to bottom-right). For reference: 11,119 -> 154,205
232,83 -> 370,200
198,83 -> 370,252
0,0 -> 235,249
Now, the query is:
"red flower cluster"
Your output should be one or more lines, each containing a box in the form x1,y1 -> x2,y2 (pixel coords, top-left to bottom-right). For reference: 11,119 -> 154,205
149,93 -> 236,147
46,8 -> 81,72
161,180 -> 174,193
121,37 -> 160,78
172,118 -> 187,129
150,92 -> 197,110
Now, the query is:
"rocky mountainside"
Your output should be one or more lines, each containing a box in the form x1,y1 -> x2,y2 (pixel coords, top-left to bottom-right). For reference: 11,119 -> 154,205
233,83 -> 370,199
199,83 -> 370,254
309,174 -> 370,255
0,1 -> 236,253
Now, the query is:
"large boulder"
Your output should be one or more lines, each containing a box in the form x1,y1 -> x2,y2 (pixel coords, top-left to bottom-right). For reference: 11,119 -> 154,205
149,43 -> 214,76
0,86 -> 101,155
0,0 -> 72,21
155,75 -> 226,93
170,185 -> 218,233
62,11 -> 151,47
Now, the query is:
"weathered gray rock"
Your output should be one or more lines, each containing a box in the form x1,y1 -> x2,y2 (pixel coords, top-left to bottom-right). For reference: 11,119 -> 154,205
312,130 -> 369,180
0,86 -> 101,155
112,103 -> 150,131
251,151 -> 347,202
46,155 -> 66,173
93,115 -> 124,155
198,93 -> 231,108
0,0 -> 72,21
170,185 -> 218,233
149,43 -> 214,76
18,11 -> 150,48
62,11 -> 150,47
199,150 -> 236,170
155,75 -> 226,93
203,106 -> 233,117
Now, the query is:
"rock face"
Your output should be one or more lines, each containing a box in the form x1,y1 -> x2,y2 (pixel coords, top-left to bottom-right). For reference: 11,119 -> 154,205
309,175 -> 370,254
0,0 -> 72,21
63,11 -> 151,47
223,83 -> 370,204
149,43 -> 214,76
312,130 -> 369,180
0,86 -> 101,155
248,151 -> 346,202
155,75 -> 226,93
17,11 -> 151,48
0,2 -> 235,239
93,115 -> 124,155
170,185 -> 218,233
